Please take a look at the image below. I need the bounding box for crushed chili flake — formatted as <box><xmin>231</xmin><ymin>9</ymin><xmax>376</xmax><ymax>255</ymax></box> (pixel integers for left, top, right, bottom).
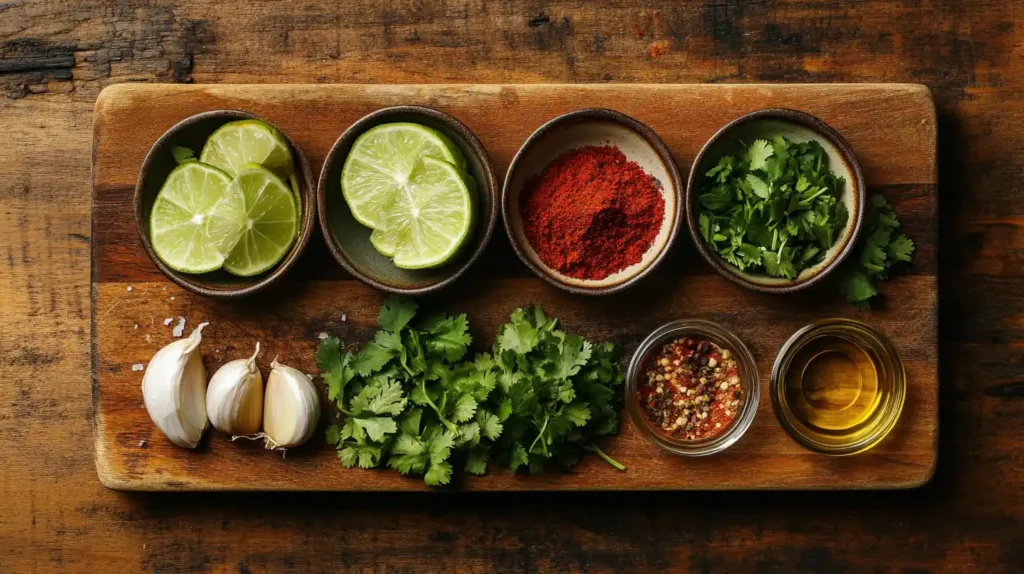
<box><xmin>638</xmin><ymin>337</ymin><xmax>743</xmax><ymax>441</ymax></box>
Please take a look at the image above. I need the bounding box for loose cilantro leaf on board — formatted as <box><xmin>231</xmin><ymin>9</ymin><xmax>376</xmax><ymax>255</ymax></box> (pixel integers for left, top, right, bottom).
<box><xmin>696</xmin><ymin>136</ymin><xmax>849</xmax><ymax>280</ymax></box>
<box><xmin>838</xmin><ymin>194</ymin><xmax>915</xmax><ymax>308</ymax></box>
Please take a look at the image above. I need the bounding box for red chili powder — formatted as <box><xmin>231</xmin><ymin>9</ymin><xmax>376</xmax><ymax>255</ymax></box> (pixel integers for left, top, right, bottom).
<box><xmin>519</xmin><ymin>145</ymin><xmax>665</xmax><ymax>280</ymax></box>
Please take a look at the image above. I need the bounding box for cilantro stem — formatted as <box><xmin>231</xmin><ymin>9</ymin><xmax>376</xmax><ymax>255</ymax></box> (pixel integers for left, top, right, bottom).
<box><xmin>529</xmin><ymin>414</ymin><xmax>550</xmax><ymax>455</ymax></box>
<box><xmin>584</xmin><ymin>444</ymin><xmax>626</xmax><ymax>471</ymax></box>
<box><xmin>419</xmin><ymin>379</ymin><xmax>458</xmax><ymax>432</ymax></box>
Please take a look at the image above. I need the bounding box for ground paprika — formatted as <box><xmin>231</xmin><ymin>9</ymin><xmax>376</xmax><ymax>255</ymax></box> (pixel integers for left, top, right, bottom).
<box><xmin>519</xmin><ymin>145</ymin><xmax>665</xmax><ymax>280</ymax></box>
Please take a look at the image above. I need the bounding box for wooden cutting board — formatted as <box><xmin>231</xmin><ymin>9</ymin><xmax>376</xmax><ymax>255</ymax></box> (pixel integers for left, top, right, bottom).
<box><xmin>92</xmin><ymin>84</ymin><xmax>938</xmax><ymax>491</ymax></box>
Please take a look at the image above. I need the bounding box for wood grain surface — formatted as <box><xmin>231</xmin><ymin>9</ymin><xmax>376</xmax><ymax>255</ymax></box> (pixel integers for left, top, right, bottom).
<box><xmin>92</xmin><ymin>83</ymin><xmax>938</xmax><ymax>491</ymax></box>
<box><xmin>3</xmin><ymin>0</ymin><xmax>1023</xmax><ymax>571</ymax></box>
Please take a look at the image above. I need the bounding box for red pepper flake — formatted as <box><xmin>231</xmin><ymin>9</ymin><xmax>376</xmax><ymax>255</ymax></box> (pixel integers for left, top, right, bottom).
<box><xmin>638</xmin><ymin>337</ymin><xmax>743</xmax><ymax>441</ymax></box>
<box><xmin>519</xmin><ymin>145</ymin><xmax>665</xmax><ymax>281</ymax></box>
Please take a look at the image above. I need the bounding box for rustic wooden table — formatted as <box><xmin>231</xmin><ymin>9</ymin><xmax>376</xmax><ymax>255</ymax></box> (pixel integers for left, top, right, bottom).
<box><xmin>1</xmin><ymin>1</ymin><xmax>1020</xmax><ymax>572</ymax></box>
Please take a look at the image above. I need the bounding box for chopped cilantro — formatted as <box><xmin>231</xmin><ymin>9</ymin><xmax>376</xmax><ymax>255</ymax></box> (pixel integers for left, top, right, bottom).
<box><xmin>697</xmin><ymin>136</ymin><xmax>849</xmax><ymax>279</ymax></box>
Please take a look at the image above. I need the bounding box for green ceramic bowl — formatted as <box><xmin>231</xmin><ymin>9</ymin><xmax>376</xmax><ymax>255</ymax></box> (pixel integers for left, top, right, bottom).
<box><xmin>317</xmin><ymin>106</ymin><xmax>498</xmax><ymax>294</ymax></box>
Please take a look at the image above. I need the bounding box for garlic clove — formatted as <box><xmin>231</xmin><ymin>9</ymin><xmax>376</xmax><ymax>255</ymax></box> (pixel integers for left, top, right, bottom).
<box><xmin>263</xmin><ymin>359</ymin><xmax>321</xmax><ymax>450</ymax></box>
<box><xmin>141</xmin><ymin>322</ymin><xmax>210</xmax><ymax>448</ymax></box>
<box><xmin>206</xmin><ymin>342</ymin><xmax>264</xmax><ymax>435</ymax></box>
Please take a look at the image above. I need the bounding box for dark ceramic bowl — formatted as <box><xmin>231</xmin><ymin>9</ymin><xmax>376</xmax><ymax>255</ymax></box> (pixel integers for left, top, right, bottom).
<box><xmin>134</xmin><ymin>110</ymin><xmax>316</xmax><ymax>298</ymax></box>
<box><xmin>502</xmin><ymin>108</ymin><xmax>683</xmax><ymax>295</ymax></box>
<box><xmin>686</xmin><ymin>108</ymin><xmax>865</xmax><ymax>294</ymax></box>
<box><xmin>317</xmin><ymin>106</ymin><xmax>498</xmax><ymax>294</ymax></box>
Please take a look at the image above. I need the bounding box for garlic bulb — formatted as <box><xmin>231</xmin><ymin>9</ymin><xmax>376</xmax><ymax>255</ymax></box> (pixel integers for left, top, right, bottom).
<box><xmin>141</xmin><ymin>322</ymin><xmax>210</xmax><ymax>448</ymax></box>
<box><xmin>263</xmin><ymin>359</ymin><xmax>321</xmax><ymax>450</ymax></box>
<box><xmin>206</xmin><ymin>342</ymin><xmax>263</xmax><ymax>435</ymax></box>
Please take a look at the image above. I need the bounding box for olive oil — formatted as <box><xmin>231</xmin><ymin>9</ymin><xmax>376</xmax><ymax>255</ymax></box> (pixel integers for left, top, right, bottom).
<box><xmin>771</xmin><ymin>319</ymin><xmax>905</xmax><ymax>455</ymax></box>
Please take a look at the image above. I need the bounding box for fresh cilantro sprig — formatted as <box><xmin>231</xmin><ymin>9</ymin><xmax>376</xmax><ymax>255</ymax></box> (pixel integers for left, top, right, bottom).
<box><xmin>697</xmin><ymin>136</ymin><xmax>849</xmax><ymax>280</ymax></box>
<box><xmin>838</xmin><ymin>194</ymin><xmax>915</xmax><ymax>309</ymax></box>
<box><xmin>315</xmin><ymin>299</ymin><xmax>626</xmax><ymax>486</ymax></box>
<box><xmin>485</xmin><ymin>306</ymin><xmax>625</xmax><ymax>474</ymax></box>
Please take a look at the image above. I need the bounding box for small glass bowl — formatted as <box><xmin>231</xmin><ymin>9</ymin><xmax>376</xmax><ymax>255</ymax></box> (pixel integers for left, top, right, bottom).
<box><xmin>770</xmin><ymin>318</ymin><xmax>906</xmax><ymax>456</ymax></box>
<box><xmin>626</xmin><ymin>320</ymin><xmax>760</xmax><ymax>456</ymax></box>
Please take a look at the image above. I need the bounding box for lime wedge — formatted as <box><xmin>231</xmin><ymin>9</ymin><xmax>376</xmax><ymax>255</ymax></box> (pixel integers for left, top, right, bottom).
<box><xmin>341</xmin><ymin>123</ymin><xmax>466</xmax><ymax>229</ymax></box>
<box><xmin>149</xmin><ymin>162</ymin><xmax>240</xmax><ymax>274</ymax></box>
<box><xmin>200</xmin><ymin>120</ymin><xmax>294</xmax><ymax>179</ymax></box>
<box><xmin>221</xmin><ymin>163</ymin><xmax>300</xmax><ymax>277</ymax></box>
<box><xmin>374</xmin><ymin>156</ymin><xmax>474</xmax><ymax>269</ymax></box>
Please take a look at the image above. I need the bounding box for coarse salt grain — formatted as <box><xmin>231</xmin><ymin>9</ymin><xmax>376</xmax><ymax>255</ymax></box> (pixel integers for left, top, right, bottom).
<box><xmin>170</xmin><ymin>296</ymin><xmax>175</xmax><ymax>301</ymax></box>
<box><xmin>172</xmin><ymin>317</ymin><xmax>186</xmax><ymax>338</ymax></box>
<box><xmin>131</xmin><ymin>363</ymin><xmax>144</xmax><ymax>371</ymax></box>
<box><xmin>341</xmin><ymin>313</ymin><xmax>347</xmax><ymax>322</ymax></box>
<box><xmin>317</xmin><ymin>332</ymin><xmax>329</xmax><ymax>340</ymax></box>
<box><xmin>138</xmin><ymin>440</ymin><xmax>147</xmax><ymax>447</ymax></box>
<box><xmin>163</xmin><ymin>317</ymin><xmax>173</xmax><ymax>326</ymax></box>
<box><xmin>133</xmin><ymin>324</ymin><xmax>139</xmax><ymax>329</ymax></box>
<box><xmin>126</xmin><ymin>285</ymin><xmax>133</xmax><ymax>292</ymax></box>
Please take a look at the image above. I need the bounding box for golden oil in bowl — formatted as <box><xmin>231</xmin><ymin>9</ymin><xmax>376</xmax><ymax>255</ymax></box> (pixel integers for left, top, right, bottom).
<box><xmin>771</xmin><ymin>319</ymin><xmax>905</xmax><ymax>455</ymax></box>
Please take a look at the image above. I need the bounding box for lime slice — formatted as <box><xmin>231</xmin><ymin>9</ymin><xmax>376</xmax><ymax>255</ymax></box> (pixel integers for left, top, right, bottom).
<box><xmin>221</xmin><ymin>163</ymin><xmax>300</xmax><ymax>277</ymax></box>
<box><xmin>375</xmin><ymin>156</ymin><xmax>475</xmax><ymax>269</ymax></box>
<box><xmin>200</xmin><ymin>120</ymin><xmax>294</xmax><ymax>179</ymax></box>
<box><xmin>369</xmin><ymin>228</ymin><xmax>397</xmax><ymax>258</ymax></box>
<box><xmin>149</xmin><ymin>162</ymin><xmax>240</xmax><ymax>274</ymax></box>
<box><xmin>341</xmin><ymin>123</ymin><xmax>466</xmax><ymax>229</ymax></box>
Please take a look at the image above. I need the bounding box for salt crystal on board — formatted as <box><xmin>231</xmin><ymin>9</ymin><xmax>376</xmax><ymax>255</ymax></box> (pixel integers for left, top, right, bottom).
<box><xmin>131</xmin><ymin>363</ymin><xmax>144</xmax><ymax>371</ymax></box>
<box><xmin>163</xmin><ymin>317</ymin><xmax>173</xmax><ymax>326</ymax></box>
<box><xmin>127</xmin><ymin>286</ymin><xmax>133</xmax><ymax>292</ymax></box>
<box><xmin>341</xmin><ymin>313</ymin><xmax>347</xmax><ymax>322</ymax></box>
<box><xmin>317</xmin><ymin>332</ymin><xmax>329</xmax><ymax>340</ymax></box>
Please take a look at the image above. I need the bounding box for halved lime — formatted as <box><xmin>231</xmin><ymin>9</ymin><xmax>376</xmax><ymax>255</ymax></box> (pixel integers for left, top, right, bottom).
<box><xmin>200</xmin><ymin>120</ymin><xmax>294</xmax><ymax>179</ymax></box>
<box><xmin>221</xmin><ymin>163</ymin><xmax>300</xmax><ymax>277</ymax></box>
<box><xmin>369</xmin><ymin>228</ymin><xmax>397</xmax><ymax>257</ymax></box>
<box><xmin>374</xmin><ymin>156</ymin><xmax>475</xmax><ymax>269</ymax></box>
<box><xmin>341</xmin><ymin>123</ymin><xmax>466</xmax><ymax>230</ymax></box>
<box><xmin>149</xmin><ymin>162</ymin><xmax>240</xmax><ymax>274</ymax></box>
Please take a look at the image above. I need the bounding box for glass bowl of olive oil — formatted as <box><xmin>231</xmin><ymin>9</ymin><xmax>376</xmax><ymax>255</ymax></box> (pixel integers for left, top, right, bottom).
<box><xmin>771</xmin><ymin>318</ymin><xmax>905</xmax><ymax>455</ymax></box>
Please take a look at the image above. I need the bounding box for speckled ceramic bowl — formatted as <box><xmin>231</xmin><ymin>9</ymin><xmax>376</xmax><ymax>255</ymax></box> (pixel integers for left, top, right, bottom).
<box><xmin>686</xmin><ymin>108</ymin><xmax>865</xmax><ymax>294</ymax></box>
<box><xmin>134</xmin><ymin>110</ymin><xmax>316</xmax><ymax>298</ymax></box>
<box><xmin>502</xmin><ymin>108</ymin><xmax>683</xmax><ymax>295</ymax></box>
<box><xmin>317</xmin><ymin>106</ymin><xmax>499</xmax><ymax>295</ymax></box>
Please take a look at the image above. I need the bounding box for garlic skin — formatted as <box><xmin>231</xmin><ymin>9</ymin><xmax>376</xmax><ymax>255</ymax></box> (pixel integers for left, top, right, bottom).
<box><xmin>206</xmin><ymin>342</ymin><xmax>263</xmax><ymax>435</ymax></box>
<box><xmin>263</xmin><ymin>359</ymin><xmax>321</xmax><ymax>449</ymax></box>
<box><xmin>141</xmin><ymin>322</ymin><xmax>210</xmax><ymax>448</ymax></box>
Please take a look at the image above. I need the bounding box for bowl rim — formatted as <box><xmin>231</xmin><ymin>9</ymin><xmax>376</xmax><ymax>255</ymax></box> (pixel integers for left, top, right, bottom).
<box><xmin>684</xmin><ymin>107</ymin><xmax>866</xmax><ymax>294</ymax></box>
<box><xmin>625</xmin><ymin>319</ymin><xmax>761</xmax><ymax>457</ymax></box>
<box><xmin>316</xmin><ymin>105</ymin><xmax>499</xmax><ymax>295</ymax></box>
<box><xmin>501</xmin><ymin>107</ymin><xmax>684</xmax><ymax>296</ymax></box>
<box><xmin>133</xmin><ymin>109</ymin><xmax>317</xmax><ymax>299</ymax></box>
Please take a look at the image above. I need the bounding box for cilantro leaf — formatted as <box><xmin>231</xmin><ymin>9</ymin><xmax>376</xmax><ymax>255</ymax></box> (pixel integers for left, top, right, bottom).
<box><xmin>747</xmin><ymin>139</ymin><xmax>773</xmax><ymax>171</ymax></box>
<box><xmin>171</xmin><ymin>146</ymin><xmax>196</xmax><ymax>164</ymax></box>
<box><xmin>349</xmin><ymin>379</ymin><xmax>407</xmax><ymax>416</ymax></box>
<box><xmin>465</xmin><ymin>445</ymin><xmax>489</xmax><ymax>475</ymax></box>
<box><xmin>378</xmin><ymin>296</ymin><xmax>418</xmax><ymax>332</ymax></box>
<box><xmin>315</xmin><ymin>336</ymin><xmax>356</xmax><ymax>402</ymax></box>
<box><xmin>352</xmin><ymin>417</ymin><xmax>398</xmax><ymax>442</ymax></box>
<box><xmin>422</xmin><ymin>313</ymin><xmax>472</xmax><ymax>361</ymax></box>
<box><xmin>745</xmin><ymin>173</ymin><xmax>770</xmax><ymax>199</ymax></box>
<box><xmin>496</xmin><ymin>308</ymin><xmax>540</xmax><ymax>354</ymax></box>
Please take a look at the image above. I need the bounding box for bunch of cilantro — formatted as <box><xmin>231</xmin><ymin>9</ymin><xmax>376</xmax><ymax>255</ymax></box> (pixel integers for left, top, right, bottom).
<box><xmin>315</xmin><ymin>298</ymin><xmax>625</xmax><ymax>486</ymax></box>
<box><xmin>697</xmin><ymin>136</ymin><xmax>849</xmax><ymax>280</ymax></box>
<box><xmin>485</xmin><ymin>306</ymin><xmax>625</xmax><ymax>473</ymax></box>
<box><xmin>839</xmin><ymin>194</ymin><xmax>915</xmax><ymax>309</ymax></box>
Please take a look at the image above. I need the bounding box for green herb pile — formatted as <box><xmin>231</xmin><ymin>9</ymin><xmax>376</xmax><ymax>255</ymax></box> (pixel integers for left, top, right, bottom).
<box><xmin>838</xmin><ymin>195</ymin><xmax>915</xmax><ymax>309</ymax></box>
<box><xmin>697</xmin><ymin>136</ymin><xmax>849</xmax><ymax>280</ymax></box>
<box><xmin>315</xmin><ymin>298</ymin><xmax>625</xmax><ymax>486</ymax></box>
